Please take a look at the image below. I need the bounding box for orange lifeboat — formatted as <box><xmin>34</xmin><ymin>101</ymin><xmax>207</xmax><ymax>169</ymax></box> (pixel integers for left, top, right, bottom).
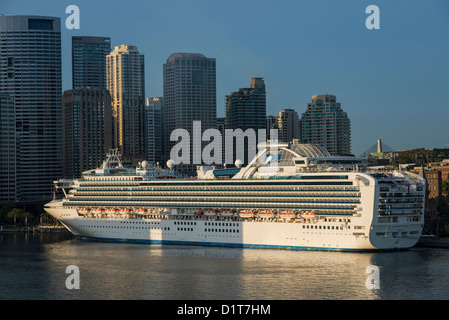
<box><xmin>77</xmin><ymin>207</ymin><xmax>90</xmax><ymax>214</ymax></box>
<box><xmin>220</xmin><ymin>210</ymin><xmax>236</xmax><ymax>217</ymax></box>
<box><xmin>134</xmin><ymin>208</ymin><xmax>147</xmax><ymax>214</ymax></box>
<box><xmin>105</xmin><ymin>208</ymin><xmax>116</xmax><ymax>214</ymax></box>
<box><xmin>119</xmin><ymin>208</ymin><xmax>131</xmax><ymax>214</ymax></box>
<box><xmin>239</xmin><ymin>209</ymin><xmax>254</xmax><ymax>217</ymax></box>
<box><xmin>204</xmin><ymin>209</ymin><xmax>218</xmax><ymax>216</ymax></box>
<box><xmin>301</xmin><ymin>211</ymin><xmax>316</xmax><ymax>218</ymax></box>
<box><xmin>91</xmin><ymin>208</ymin><xmax>103</xmax><ymax>214</ymax></box>
<box><xmin>259</xmin><ymin>209</ymin><xmax>274</xmax><ymax>217</ymax></box>
<box><xmin>280</xmin><ymin>210</ymin><xmax>294</xmax><ymax>217</ymax></box>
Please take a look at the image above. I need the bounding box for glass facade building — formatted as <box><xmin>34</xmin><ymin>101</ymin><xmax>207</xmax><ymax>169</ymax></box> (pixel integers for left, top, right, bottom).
<box><xmin>0</xmin><ymin>94</ymin><xmax>16</xmax><ymax>203</ymax></box>
<box><xmin>106</xmin><ymin>45</ymin><xmax>145</xmax><ymax>162</ymax></box>
<box><xmin>62</xmin><ymin>88</ymin><xmax>113</xmax><ymax>178</ymax></box>
<box><xmin>145</xmin><ymin>97</ymin><xmax>163</xmax><ymax>165</ymax></box>
<box><xmin>72</xmin><ymin>36</ymin><xmax>111</xmax><ymax>89</ymax></box>
<box><xmin>163</xmin><ymin>52</ymin><xmax>216</xmax><ymax>173</ymax></box>
<box><xmin>0</xmin><ymin>15</ymin><xmax>62</xmax><ymax>201</ymax></box>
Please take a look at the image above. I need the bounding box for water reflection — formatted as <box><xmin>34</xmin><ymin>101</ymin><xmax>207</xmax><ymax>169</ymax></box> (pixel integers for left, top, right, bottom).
<box><xmin>2</xmin><ymin>233</ymin><xmax>449</xmax><ymax>300</ymax></box>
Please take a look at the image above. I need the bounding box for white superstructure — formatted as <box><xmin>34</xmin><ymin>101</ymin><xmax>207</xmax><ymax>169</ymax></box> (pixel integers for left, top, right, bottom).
<box><xmin>44</xmin><ymin>143</ymin><xmax>426</xmax><ymax>251</ymax></box>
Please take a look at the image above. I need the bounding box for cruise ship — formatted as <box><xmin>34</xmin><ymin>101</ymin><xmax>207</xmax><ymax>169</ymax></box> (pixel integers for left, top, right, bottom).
<box><xmin>44</xmin><ymin>142</ymin><xmax>426</xmax><ymax>251</ymax></box>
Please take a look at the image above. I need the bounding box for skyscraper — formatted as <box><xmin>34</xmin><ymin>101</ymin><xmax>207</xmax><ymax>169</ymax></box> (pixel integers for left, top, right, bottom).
<box><xmin>0</xmin><ymin>15</ymin><xmax>62</xmax><ymax>201</ymax></box>
<box><xmin>0</xmin><ymin>94</ymin><xmax>16</xmax><ymax>203</ymax></box>
<box><xmin>163</xmin><ymin>52</ymin><xmax>216</xmax><ymax>173</ymax></box>
<box><xmin>277</xmin><ymin>109</ymin><xmax>299</xmax><ymax>143</ymax></box>
<box><xmin>225</xmin><ymin>77</ymin><xmax>266</xmax><ymax>164</ymax></box>
<box><xmin>72</xmin><ymin>36</ymin><xmax>111</xmax><ymax>89</ymax></box>
<box><xmin>145</xmin><ymin>97</ymin><xmax>163</xmax><ymax>165</ymax></box>
<box><xmin>300</xmin><ymin>94</ymin><xmax>351</xmax><ymax>156</ymax></box>
<box><xmin>106</xmin><ymin>45</ymin><xmax>145</xmax><ymax>162</ymax></box>
<box><xmin>62</xmin><ymin>88</ymin><xmax>113</xmax><ymax>178</ymax></box>
<box><xmin>225</xmin><ymin>77</ymin><xmax>266</xmax><ymax>132</ymax></box>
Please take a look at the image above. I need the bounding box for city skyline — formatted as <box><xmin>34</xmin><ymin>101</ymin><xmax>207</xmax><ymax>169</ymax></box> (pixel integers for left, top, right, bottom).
<box><xmin>1</xmin><ymin>0</ymin><xmax>448</xmax><ymax>157</ymax></box>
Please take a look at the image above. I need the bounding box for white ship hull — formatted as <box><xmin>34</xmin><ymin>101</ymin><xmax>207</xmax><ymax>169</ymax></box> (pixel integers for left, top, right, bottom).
<box><xmin>45</xmin><ymin>203</ymin><xmax>422</xmax><ymax>251</ymax></box>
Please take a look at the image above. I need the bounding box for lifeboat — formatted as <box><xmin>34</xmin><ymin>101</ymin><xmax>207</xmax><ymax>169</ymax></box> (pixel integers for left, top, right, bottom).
<box><xmin>279</xmin><ymin>210</ymin><xmax>295</xmax><ymax>218</ymax></box>
<box><xmin>301</xmin><ymin>211</ymin><xmax>316</xmax><ymax>218</ymax></box>
<box><xmin>91</xmin><ymin>208</ymin><xmax>103</xmax><ymax>214</ymax></box>
<box><xmin>134</xmin><ymin>208</ymin><xmax>147</xmax><ymax>214</ymax></box>
<box><xmin>194</xmin><ymin>210</ymin><xmax>204</xmax><ymax>216</ymax></box>
<box><xmin>258</xmin><ymin>209</ymin><xmax>275</xmax><ymax>218</ymax></box>
<box><xmin>220</xmin><ymin>210</ymin><xmax>236</xmax><ymax>217</ymax></box>
<box><xmin>119</xmin><ymin>208</ymin><xmax>131</xmax><ymax>214</ymax></box>
<box><xmin>204</xmin><ymin>209</ymin><xmax>218</xmax><ymax>216</ymax></box>
<box><xmin>105</xmin><ymin>208</ymin><xmax>117</xmax><ymax>214</ymax></box>
<box><xmin>239</xmin><ymin>209</ymin><xmax>254</xmax><ymax>218</ymax></box>
<box><xmin>77</xmin><ymin>207</ymin><xmax>90</xmax><ymax>214</ymax></box>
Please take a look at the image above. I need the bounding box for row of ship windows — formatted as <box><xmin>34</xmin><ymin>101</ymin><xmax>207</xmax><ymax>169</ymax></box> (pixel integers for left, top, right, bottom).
<box><xmin>174</xmin><ymin>227</ymin><xmax>240</xmax><ymax>233</ymax></box>
<box><xmin>73</xmin><ymin>192</ymin><xmax>361</xmax><ymax>199</ymax></box>
<box><xmin>174</xmin><ymin>221</ymin><xmax>240</xmax><ymax>227</ymax></box>
<box><xmin>78</xmin><ymin>185</ymin><xmax>360</xmax><ymax>192</ymax></box>
<box><xmin>376</xmin><ymin>231</ymin><xmax>420</xmax><ymax>237</ymax></box>
<box><xmin>80</xmin><ymin>225</ymin><xmax>168</xmax><ymax>230</ymax></box>
<box><xmin>303</xmin><ymin>225</ymin><xmax>345</xmax><ymax>230</ymax></box>
<box><xmin>70</xmin><ymin>197</ymin><xmax>360</xmax><ymax>204</ymax></box>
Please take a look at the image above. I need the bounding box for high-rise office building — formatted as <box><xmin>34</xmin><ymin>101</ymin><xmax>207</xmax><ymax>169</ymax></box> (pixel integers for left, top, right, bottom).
<box><xmin>216</xmin><ymin>117</ymin><xmax>226</xmax><ymax>167</ymax></box>
<box><xmin>0</xmin><ymin>15</ymin><xmax>62</xmax><ymax>201</ymax></box>
<box><xmin>62</xmin><ymin>88</ymin><xmax>113</xmax><ymax>178</ymax></box>
<box><xmin>72</xmin><ymin>36</ymin><xmax>111</xmax><ymax>89</ymax></box>
<box><xmin>163</xmin><ymin>52</ymin><xmax>216</xmax><ymax>173</ymax></box>
<box><xmin>266</xmin><ymin>115</ymin><xmax>278</xmax><ymax>140</ymax></box>
<box><xmin>225</xmin><ymin>77</ymin><xmax>266</xmax><ymax>164</ymax></box>
<box><xmin>300</xmin><ymin>94</ymin><xmax>351</xmax><ymax>156</ymax></box>
<box><xmin>277</xmin><ymin>109</ymin><xmax>299</xmax><ymax>143</ymax></box>
<box><xmin>225</xmin><ymin>77</ymin><xmax>266</xmax><ymax>131</ymax></box>
<box><xmin>145</xmin><ymin>97</ymin><xmax>163</xmax><ymax>165</ymax></box>
<box><xmin>0</xmin><ymin>94</ymin><xmax>16</xmax><ymax>203</ymax></box>
<box><xmin>106</xmin><ymin>45</ymin><xmax>145</xmax><ymax>162</ymax></box>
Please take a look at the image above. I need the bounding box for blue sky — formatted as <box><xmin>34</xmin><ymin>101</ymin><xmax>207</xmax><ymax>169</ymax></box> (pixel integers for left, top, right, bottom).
<box><xmin>1</xmin><ymin>0</ymin><xmax>449</xmax><ymax>156</ymax></box>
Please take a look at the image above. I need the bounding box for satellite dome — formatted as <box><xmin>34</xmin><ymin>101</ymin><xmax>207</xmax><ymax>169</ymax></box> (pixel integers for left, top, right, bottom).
<box><xmin>167</xmin><ymin>159</ymin><xmax>175</xmax><ymax>169</ymax></box>
<box><xmin>235</xmin><ymin>159</ymin><xmax>243</xmax><ymax>168</ymax></box>
<box><xmin>141</xmin><ymin>160</ymin><xmax>149</xmax><ymax>168</ymax></box>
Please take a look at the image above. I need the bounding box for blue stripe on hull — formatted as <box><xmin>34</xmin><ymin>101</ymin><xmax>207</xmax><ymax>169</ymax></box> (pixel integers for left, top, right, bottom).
<box><xmin>74</xmin><ymin>235</ymin><xmax>408</xmax><ymax>252</ymax></box>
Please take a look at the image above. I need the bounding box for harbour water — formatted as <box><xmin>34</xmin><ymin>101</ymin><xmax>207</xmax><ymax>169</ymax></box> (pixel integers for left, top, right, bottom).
<box><xmin>1</xmin><ymin>232</ymin><xmax>449</xmax><ymax>300</ymax></box>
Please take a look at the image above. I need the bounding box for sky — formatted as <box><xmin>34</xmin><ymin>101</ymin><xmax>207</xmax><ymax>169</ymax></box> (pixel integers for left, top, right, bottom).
<box><xmin>1</xmin><ymin>0</ymin><xmax>449</xmax><ymax>156</ymax></box>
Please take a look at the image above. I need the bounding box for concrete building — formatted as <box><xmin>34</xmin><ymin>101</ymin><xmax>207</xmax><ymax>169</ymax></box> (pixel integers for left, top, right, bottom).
<box><xmin>0</xmin><ymin>15</ymin><xmax>62</xmax><ymax>201</ymax></box>
<box><xmin>300</xmin><ymin>94</ymin><xmax>351</xmax><ymax>156</ymax></box>
<box><xmin>225</xmin><ymin>77</ymin><xmax>266</xmax><ymax>164</ymax></box>
<box><xmin>72</xmin><ymin>36</ymin><xmax>111</xmax><ymax>89</ymax></box>
<box><xmin>225</xmin><ymin>77</ymin><xmax>266</xmax><ymax>132</ymax></box>
<box><xmin>62</xmin><ymin>88</ymin><xmax>113</xmax><ymax>178</ymax></box>
<box><xmin>145</xmin><ymin>97</ymin><xmax>163</xmax><ymax>165</ymax></box>
<box><xmin>0</xmin><ymin>94</ymin><xmax>16</xmax><ymax>203</ymax></box>
<box><xmin>106</xmin><ymin>45</ymin><xmax>145</xmax><ymax>162</ymax></box>
<box><xmin>277</xmin><ymin>108</ymin><xmax>299</xmax><ymax>143</ymax></box>
<box><xmin>163</xmin><ymin>52</ymin><xmax>216</xmax><ymax>173</ymax></box>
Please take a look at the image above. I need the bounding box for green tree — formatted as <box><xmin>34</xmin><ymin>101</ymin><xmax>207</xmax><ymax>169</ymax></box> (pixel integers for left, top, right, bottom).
<box><xmin>398</xmin><ymin>148</ymin><xmax>433</xmax><ymax>164</ymax></box>
<box><xmin>6</xmin><ymin>208</ymin><xmax>32</xmax><ymax>224</ymax></box>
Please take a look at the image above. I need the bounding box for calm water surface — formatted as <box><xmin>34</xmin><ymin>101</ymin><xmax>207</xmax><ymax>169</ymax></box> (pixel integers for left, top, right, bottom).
<box><xmin>1</xmin><ymin>232</ymin><xmax>449</xmax><ymax>300</ymax></box>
